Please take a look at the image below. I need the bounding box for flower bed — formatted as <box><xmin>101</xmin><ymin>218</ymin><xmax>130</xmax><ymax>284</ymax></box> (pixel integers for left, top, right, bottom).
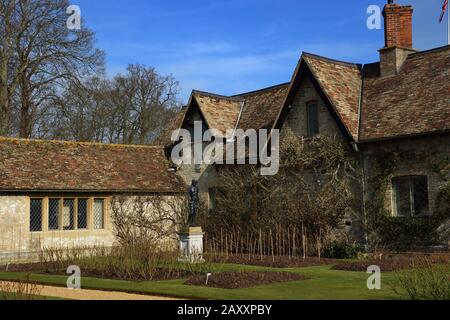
<box><xmin>332</xmin><ymin>253</ymin><xmax>449</xmax><ymax>272</ymax></box>
<box><xmin>207</xmin><ymin>254</ymin><xmax>339</xmax><ymax>268</ymax></box>
<box><xmin>185</xmin><ymin>271</ymin><xmax>307</xmax><ymax>289</ymax></box>
<box><xmin>2</xmin><ymin>261</ymin><xmax>195</xmax><ymax>281</ymax></box>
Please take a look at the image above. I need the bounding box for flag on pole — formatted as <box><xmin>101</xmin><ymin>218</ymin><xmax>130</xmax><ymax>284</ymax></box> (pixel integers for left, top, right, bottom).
<box><xmin>439</xmin><ymin>0</ymin><xmax>448</xmax><ymax>23</ymax></box>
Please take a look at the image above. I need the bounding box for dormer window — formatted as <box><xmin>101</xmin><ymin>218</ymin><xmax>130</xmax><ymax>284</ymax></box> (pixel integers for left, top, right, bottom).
<box><xmin>307</xmin><ymin>103</ymin><xmax>319</xmax><ymax>137</ymax></box>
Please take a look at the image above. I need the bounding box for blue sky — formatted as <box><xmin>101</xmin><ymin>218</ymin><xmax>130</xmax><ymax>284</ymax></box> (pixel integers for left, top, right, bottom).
<box><xmin>72</xmin><ymin>0</ymin><xmax>448</xmax><ymax>102</ymax></box>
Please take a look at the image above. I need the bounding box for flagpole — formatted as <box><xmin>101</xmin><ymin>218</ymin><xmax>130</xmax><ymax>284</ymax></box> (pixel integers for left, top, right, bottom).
<box><xmin>448</xmin><ymin>6</ymin><xmax>449</xmax><ymax>45</ymax></box>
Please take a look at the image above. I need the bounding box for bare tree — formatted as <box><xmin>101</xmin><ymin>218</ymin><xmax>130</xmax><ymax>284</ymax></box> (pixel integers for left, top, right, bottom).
<box><xmin>0</xmin><ymin>0</ymin><xmax>17</xmax><ymax>135</ymax></box>
<box><xmin>109</xmin><ymin>64</ymin><xmax>180</xmax><ymax>144</ymax></box>
<box><xmin>50</xmin><ymin>64</ymin><xmax>181</xmax><ymax>144</ymax></box>
<box><xmin>204</xmin><ymin>129</ymin><xmax>361</xmax><ymax>257</ymax></box>
<box><xmin>49</xmin><ymin>77</ymin><xmax>111</xmax><ymax>141</ymax></box>
<box><xmin>0</xmin><ymin>0</ymin><xmax>104</xmax><ymax>138</ymax></box>
<box><xmin>110</xmin><ymin>194</ymin><xmax>187</xmax><ymax>247</ymax></box>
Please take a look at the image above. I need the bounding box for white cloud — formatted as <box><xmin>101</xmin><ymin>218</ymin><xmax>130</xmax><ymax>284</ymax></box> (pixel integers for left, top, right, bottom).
<box><xmin>108</xmin><ymin>40</ymin><xmax>380</xmax><ymax>102</ymax></box>
<box><xmin>158</xmin><ymin>40</ymin><xmax>382</xmax><ymax>101</ymax></box>
<box><xmin>186</xmin><ymin>41</ymin><xmax>240</xmax><ymax>55</ymax></box>
<box><xmin>105</xmin><ymin>40</ymin><xmax>240</xmax><ymax>58</ymax></box>
<box><xmin>163</xmin><ymin>50</ymin><xmax>297</xmax><ymax>77</ymax></box>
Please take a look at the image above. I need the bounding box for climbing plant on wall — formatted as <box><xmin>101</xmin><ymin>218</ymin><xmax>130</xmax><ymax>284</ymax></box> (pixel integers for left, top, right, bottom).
<box><xmin>364</xmin><ymin>147</ymin><xmax>450</xmax><ymax>250</ymax></box>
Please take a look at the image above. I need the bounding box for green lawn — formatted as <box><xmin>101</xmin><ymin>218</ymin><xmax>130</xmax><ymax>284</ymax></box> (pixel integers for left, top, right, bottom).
<box><xmin>0</xmin><ymin>264</ymin><xmax>406</xmax><ymax>300</ymax></box>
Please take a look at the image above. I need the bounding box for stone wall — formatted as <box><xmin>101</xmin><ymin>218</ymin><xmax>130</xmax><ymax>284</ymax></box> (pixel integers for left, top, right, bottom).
<box><xmin>0</xmin><ymin>195</ymin><xmax>115</xmax><ymax>263</ymax></box>
<box><xmin>358</xmin><ymin>134</ymin><xmax>450</xmax><ymax>248</ymax></box>
<box><xmin>362</xmin><ymin>134</ymin><xmax>450</xmax><ymax>218</ymax></box>
<box><xmin>379</xmin><ymin>47</ymin><xmax>416</xmax><ymax>77</ymax></box>
<box><xmin>172</xmin><ymin>72</ymin><xmax>450</xmax><ymax>247</ymax></box>
<box><xmin>176</xmin><ymin>105</ymin><xmax>221</xmax><ymax>206</ymax></box>
<box><xmin>0</xmin><ymin>194</ymin><xmax>182</xmax><ymax>262</ymax></box>
<box><xmin>109</xmin><ymin>195</ymin><xmax>181</xmax><ymax>249</ymax></box>
<box><xmin>177</xmin><ymin>163</ymin><xmax>219</xmax><ymax>207</ymax></box>
<box><xmin>0</xmin><ymin>197</ymin><xmax>28</xmax><ymax>254</ymax></box>
<box><xmin>285</xmin><ymin>76</ymin><xmax>344</xmax><ymax>140</ymax></box>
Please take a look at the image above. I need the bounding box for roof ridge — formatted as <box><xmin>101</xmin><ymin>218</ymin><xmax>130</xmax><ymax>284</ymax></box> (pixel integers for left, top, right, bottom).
<box><xmin>232</xmin><ymin>82</ymin><xmax>290</xmax><ymax>97</ymax></box>
<box><xmin>192</xmin><ymin>90</ymin><xmax>243</xmax><ymax>101</ymax></box>
<box><xmin>0</xmin><ymin>136</ymin><xmax>164</xmax><ymax>149</ymax></box>
<box><xmin>407</xmin><ymin>44</ymin><xmax>450</xmax><ymax>58</ymax></box>
<box><xmin>302</xmin><ymin>52</ymin><xmax>363</xmax><ymax>68</ymax></box>
<box><xmin>363</xmin><ymin>61</ymin><xmax>380</xmax><ymax>67</ymax></box>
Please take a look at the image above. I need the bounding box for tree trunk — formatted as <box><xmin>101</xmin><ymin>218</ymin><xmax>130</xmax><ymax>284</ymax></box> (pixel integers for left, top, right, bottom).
<box><xmin>0</xmin><ymin>82</ymin><xmax>10</xmax><ymax>135</ymax></box>
<box><xmin>19</xmin><ymin>73</ymin><xmax>33</xmax><ymax>138</ymax></box>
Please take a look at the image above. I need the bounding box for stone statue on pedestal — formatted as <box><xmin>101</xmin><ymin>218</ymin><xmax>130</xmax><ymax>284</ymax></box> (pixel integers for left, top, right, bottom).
<box><xmin>187</xmin><ymin>179</ymin><xmax>199</xmax><ymax>227</ymax></box>
<box><xmin>179</xmin><ymin>179</ymin><xmax>204</xmax><ymax>263</ymax></box>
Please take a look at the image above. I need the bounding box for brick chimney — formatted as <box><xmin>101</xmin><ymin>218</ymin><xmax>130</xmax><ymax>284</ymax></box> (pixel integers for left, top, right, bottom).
<box><xmin>379</xmin><ymin>1</ymin><xmax>417</xmax><ymax>77</ymax></box>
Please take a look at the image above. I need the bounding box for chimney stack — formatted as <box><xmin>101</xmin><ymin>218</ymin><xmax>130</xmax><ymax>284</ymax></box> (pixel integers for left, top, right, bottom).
<box><xmin>379</xmin><ymin>1</ymin><xmax>417</xmax><ymax>77</ymax></box>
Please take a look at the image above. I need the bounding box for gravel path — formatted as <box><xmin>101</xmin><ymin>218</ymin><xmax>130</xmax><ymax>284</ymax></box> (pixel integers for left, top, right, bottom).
<box><xmin>0</xmin><ymin>281</ymin><xmax>183</xmax><ymax>300</ymax></box>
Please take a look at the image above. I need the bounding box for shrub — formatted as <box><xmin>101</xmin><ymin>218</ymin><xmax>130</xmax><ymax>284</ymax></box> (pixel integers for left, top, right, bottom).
<box><xmin>37</xmin><ymin>243</ymin><xmax>224</xmax><ymax>282</ymax></box>
<box><xmin>372</xmin><ymin>216</ymin><xmax>445</xmax><ymax>250</ymax></box>
<box><xmin>324</xmin><ymin>241</ymin><xmax>361</xmax><ymax>259</ymax></box>
<box><xmin>333</xmin><ymin>254</ymin><xmax>449</xmax><ymax>272</ymax></box>
<box><xmin>395</xmin><ymin>258</ymin><xmax>450</xmax><ymax>300</ymax></box>
<box><xmin>204</xmin><ymin>132</ymin><xmax>360</xmax><ymax>258</ymax></box>
<box><xmin>0</xmin><ymin>274</ymin><xmax>43</xmax><ymax>300</ymax></box>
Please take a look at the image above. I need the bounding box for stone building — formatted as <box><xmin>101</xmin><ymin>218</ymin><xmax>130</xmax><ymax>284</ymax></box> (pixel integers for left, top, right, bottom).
<box><xmin>0</xmin><ymin>138</ymin><xmax>184</xmax><ymax>261</ymax></box>
<box><xmin>0</xmin><ymin>1</ymin><xmax>448</xmax><ymax>258</ymax></box>
<box><xmin>162</xmin><ymin>2</ymin><xmax>449</xmax><ymax>245</ymax></box>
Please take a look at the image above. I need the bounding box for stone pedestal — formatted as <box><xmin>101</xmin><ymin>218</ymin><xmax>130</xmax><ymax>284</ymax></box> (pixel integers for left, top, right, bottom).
<box><xmin>178</xmin><ymin>227</ymin><xmax>204</xmax><ymax>263</ymax></box>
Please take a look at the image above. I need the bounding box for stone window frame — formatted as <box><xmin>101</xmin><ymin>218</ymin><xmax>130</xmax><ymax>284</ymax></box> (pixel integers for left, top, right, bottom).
<box><xmin>391</xmin><ymin>175</ymin><xmax>430</xmax><ymax>217</ymax></box>
<box><xmin>28</xmin><ymin>196</ymin><xmax>108</xmax><ymax>233</ymax></box>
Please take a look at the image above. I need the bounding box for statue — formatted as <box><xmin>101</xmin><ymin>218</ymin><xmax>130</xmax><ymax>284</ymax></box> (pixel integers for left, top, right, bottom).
<box><xmin>179</xmin><ymin>179</ymin><xmax>204</xmax><ymax>263</ymax></box>
<box><xmin>187</xmin><ymin>179</ymin><xmax>199</xmax><ymax>227</ymax></box>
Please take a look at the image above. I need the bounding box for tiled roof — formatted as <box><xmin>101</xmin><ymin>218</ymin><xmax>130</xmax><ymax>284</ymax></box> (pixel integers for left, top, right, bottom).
<box><xmin>274</xmin><ymin>47</ymin><xmax>449</xmax><ymax>142</ymax></box>
<box><xmin>192</xmin><ymin>91</ymin><xmax>243</xmax><ymax>138</ymax></box>
<box><xmin>0</xmin><ymin>138</ymin><xmax>185</xmax><ymax>192</ymax></box>
<box><xmin>360</xmin><ymin>46</ymin><xmax>450</xmax><ymax>141</ymax></box>
<box><xmin>170</xmin><ymin>46</ymin><xmax>448</xmax><ymax>145</ymax></box>
<box><xmin>303</xmin><ymin>53</ymin><xmax>362</xmax><ymax>140</ymax></box>
<box><xmin>176</xmin><ymin>84</ymin><xmax>290</xmax><ymax>140</ymax></box>
<box><xmin>235</xmin><ymin>83</ymin><xmax>290</xmax><ymax>131</ymax></box>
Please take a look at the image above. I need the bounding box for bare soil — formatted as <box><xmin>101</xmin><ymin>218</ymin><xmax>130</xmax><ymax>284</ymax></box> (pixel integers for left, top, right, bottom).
<box><xmin>185</xmin><ymin>271</ymin><xmax>307</xmax><ymax>289</ymax></box>
<box><xmin>2</xmin><ymin>262</ymin><xmax>194</xmax><ymax>281</ymax></box>
<box><xmin>208</xmin><ymin>254</ymin><xmax>339</xmax><ymax>268</ymax></box>
<box><xmin>332</xmin><ymin>253</ymin><xmax>450</xmax><ymax>272</ymax></box>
